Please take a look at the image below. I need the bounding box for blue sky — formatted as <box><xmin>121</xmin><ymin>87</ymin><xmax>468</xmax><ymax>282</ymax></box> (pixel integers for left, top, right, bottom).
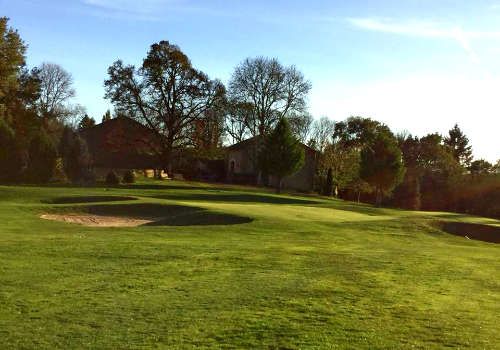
<box><xmin>2</xmin><ymin>0</ymin><xmax>500</xmax><ymax>161</ymax></box>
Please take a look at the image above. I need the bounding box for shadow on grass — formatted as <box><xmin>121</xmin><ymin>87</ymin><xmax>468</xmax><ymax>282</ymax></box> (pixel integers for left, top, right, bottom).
<box><xmin>438</xmin><ymin>221</ymin><xmax>500</xmax><ymax>244</ymax></box>
<box><xmin>151</xmin><ymin>193</ymin><xmax>320</xmax><ymax>205</ymax></box>
<box><xmin>41</xmin><ymin>182</ymin><xmax>229</xmax><ymax>191</ymax></box>
<box><xmin>43</xmin><ymin>196</ymin><xmax>137</xmax><ymax>204</ymax></box>
<box><xmin>314</xmin><ymin>201</ymin><xmax>395</xmax><ymax>217</ymax></box>
<box><xmin>51</xmin><ymin>203</ymin><xmax>253</xmax><ymax>226</ymax></box>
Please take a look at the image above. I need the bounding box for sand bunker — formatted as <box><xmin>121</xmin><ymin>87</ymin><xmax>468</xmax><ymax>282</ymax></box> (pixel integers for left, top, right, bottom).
<box><xmin>40</xmin><ymin>214</ymin><xmax>152</xmax><ymax>227</ymax></box>
<box><xmin>40</xmin><ymin>203</ymin><xmax>253</xmax><ymax>227</ymax></box>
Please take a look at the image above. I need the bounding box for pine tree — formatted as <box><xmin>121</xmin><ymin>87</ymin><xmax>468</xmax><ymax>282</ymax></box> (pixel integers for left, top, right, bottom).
<box><xmin>102</xmin><ymin>109</ymin><xmax>112</xmax><ymax>123</ymax></box>
<box><xmin>360</xmin><ymin>130</ymin><xmax>405</xmax><ymax>206</ymax></box>
<box><xmin>26</xmin><ymin>131</ymin><xmax>57</xmax><ymax>183</ymax></box>
<box><xmin>444</xmin><ymin>124</ymin><xmax>473</xmax><ymax>167</ymax></box>
<box><xmin>259</xmin><ymin>117</ymin><xmax>305</xmax><ymax>193</ymax></box>
<box><xmin>78</xmin><ymin>114</ymin><xmax>95</xmax><ymax>130</ymax></box>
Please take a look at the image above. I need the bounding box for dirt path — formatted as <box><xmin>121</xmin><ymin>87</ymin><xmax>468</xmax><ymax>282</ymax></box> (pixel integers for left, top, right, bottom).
<box><xmin>40</xmin><ymin>214</ymin><xmax>152</xmax><ymax>227</ymax></box>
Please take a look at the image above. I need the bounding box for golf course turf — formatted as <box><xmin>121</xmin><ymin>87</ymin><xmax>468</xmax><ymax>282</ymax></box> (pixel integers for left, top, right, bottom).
<box><xmin>0</xmin><ymin>180</ymin><xmax>499</xmax><ymax>349</ymax></box>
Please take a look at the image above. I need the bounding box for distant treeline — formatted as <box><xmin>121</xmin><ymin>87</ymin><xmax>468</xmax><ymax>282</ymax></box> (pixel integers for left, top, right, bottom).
<box><xmin>1</xmin><ymin>17</ymin><xmax>498</xmax><ymax>218</ymax></box>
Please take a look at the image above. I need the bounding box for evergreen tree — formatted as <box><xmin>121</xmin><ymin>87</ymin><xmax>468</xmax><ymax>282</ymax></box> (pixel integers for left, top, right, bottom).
<box><xmin>360</xmin><ymin>130</ymin><xmax>405</xmax><ymax>206</ymax></box>
<box><xmin>444</xmin><ymin>124</ymin><xmax>473</xmax><ymax>168</ymax></box>
<box><xmin>324</xmin><ymin>168</ymin><xmax>333</xmax><ymax>196</ymax></box>
<box><xmin>259</xmin><ymin>117</ymin><xmax>305</xmax><ymax>193</ymax></box>
<box><xmin>78</xmin><ymin>114</ymin><xmax>95</xmax><ymax>130</ymax></box>
<box><xmin>102</xmin><ymin>109</ymin><xmax>112</xmax><ymax>123</ymax></box>
<box><xmin>26</xmin><ymin>130</ymin><xmax>57</xmax><ymax>183</ymax></box>
<box><xmin>0</xmin><ymin>17</ymin><xmax>27</xmax><ymax>122</ymax></box>
<box><xmin>59</xmin><ymin>128</ymin><xmax>92</xmax><ymax>183</ymax></box>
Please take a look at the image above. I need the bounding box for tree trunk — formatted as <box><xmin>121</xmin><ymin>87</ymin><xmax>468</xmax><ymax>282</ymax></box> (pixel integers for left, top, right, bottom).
<box><xmin>276</xmin><ymin>177</ymin><xmax>282</xmax><ymax>194</ymax></box>
<box><xmin>374</xmin><ymin>187</ymin><xmax>383</xmax><ymax>207</ymax></box>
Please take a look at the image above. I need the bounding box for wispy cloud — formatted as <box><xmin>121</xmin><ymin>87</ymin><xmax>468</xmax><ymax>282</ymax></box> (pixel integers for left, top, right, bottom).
<box><xmin>348</xmin><ymin>17</ymin><xmax>500</xmax><ymax>63</ymax></box>
<box><xmin>81</xmin><ymin>0</ymin><xmax>240</xmax><ymax>21</ymax></box>
<box><xmin>83</xmin><ymin>0</ymin><xmax>178</xmax><ymax>14</ymax></box>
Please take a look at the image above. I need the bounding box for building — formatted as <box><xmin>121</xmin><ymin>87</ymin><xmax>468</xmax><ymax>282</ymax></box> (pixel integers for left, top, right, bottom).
<box><xmin>225</xmin><ymin>136</ymin><xmax>317</xmax><ymax>192</ymax></box>
<box><xmin>79</xmin><ymin>117</ymin><xmax>162</xmax><ymax>178</ymax></box>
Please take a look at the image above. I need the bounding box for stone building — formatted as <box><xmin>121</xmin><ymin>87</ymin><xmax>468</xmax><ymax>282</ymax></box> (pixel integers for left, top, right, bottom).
<box><xmin>225</xmin><ymin>136</ymin><xmax>317</xmax><ymax>192</ymax></box>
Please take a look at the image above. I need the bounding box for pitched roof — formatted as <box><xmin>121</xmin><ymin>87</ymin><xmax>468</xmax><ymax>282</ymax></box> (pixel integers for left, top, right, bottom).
<box><xmin>227</xmin><ymin>135</ymin><xmax>317</xmax><ymax>153</ymax></box>
<box><xmin>79</xmin><ymin>117</ymin><xmax>161</xmax><ymax>169</ymax></box>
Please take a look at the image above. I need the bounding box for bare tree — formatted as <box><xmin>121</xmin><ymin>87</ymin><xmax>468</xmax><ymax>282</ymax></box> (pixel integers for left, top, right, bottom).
<box><xmin>310</xmin><ymin>116</ymin><xmax>335</xmax><ymax>152</ymax></box>
<box><xmin>105</xmin><ymin>40</ymin><xmax>225</xmax><ymax>172</ymax></box>
<box><xmin>225</xmin><ymin>100</ymin><xmax>253</xmax><ymax>144</ymax></box>
<box><xmin>288</xmin><ymin>112</ymin><xmax>313</xmax><ymax>143</ymax></box>
<box><xmin>228</xmin><ymin>57</ymin><xmax>311</xmax><ymax>138</ymax></box>
<box><xmin>36</xmin><ymin>62</ymin><xmax>75</xmax><ymax>120</ymax></box>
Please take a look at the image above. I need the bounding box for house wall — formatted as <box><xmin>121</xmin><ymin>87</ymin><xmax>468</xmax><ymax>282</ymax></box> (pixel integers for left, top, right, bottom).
<box><xmin>269</xmin><ymin>147</ymin><xmax>316</xmax><ymax>192</ymax></box>
<box><xmin>226</xmin><ymin>142</ymin><xmax>317</xmax><ymax>192</ymax></box>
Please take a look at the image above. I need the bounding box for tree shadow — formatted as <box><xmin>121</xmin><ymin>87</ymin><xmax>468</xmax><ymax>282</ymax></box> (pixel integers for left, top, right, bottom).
<box><xmin>43</xmin><ymin>195</ymin><xmax>137</xmax><ymax>204</ymax></box>
<box><xmin>318</xmin><ymin>201</ymin><xmax>394</xmax><ymax>217</ymax></box>
<box><xmin>50</xmin><ymin>203</ymin><xmax>253</xmax><ymax>227</ymax></box>
<box><xmin>151</xmin><ymin>193</ymin><xmax>320</xmax><ymax>205</ymax></box>
<box><xmin>437</xmin><ymin>221</ymin><xmax>500</xmax><ymax>244</ymax></box>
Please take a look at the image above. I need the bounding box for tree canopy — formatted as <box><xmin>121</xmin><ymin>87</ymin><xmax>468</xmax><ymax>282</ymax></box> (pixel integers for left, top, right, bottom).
<box><xmin>228</xmin><ymin>57</ymin><xmax>311</xmax><ymax>137</ymax></box>
<box><xmin>105</xmin><ymin>40</ymin><xmax>225</xmax><ymax>172</ymax></box>
<box><xmin>444</xmin><ymin>124</ymin><xmax>473</xmax><ymax>168</ymax></box>
<box><xmin>259</xmin><ymin>117</ymin><xmax>305</xmax><ymax>193</ymax></box>
<box><xmin>360</xmin><ymin>129</ymin><xmax>405</xmax><ymax>205</ymax></box>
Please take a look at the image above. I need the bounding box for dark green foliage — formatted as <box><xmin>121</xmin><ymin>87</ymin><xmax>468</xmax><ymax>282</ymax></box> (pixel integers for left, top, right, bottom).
<box><xmin>78</xmin><ymin>114</ymin><xmax>95</xmax><ymax>130</ymax></box>
<box><xmin>26</xmin><ymin>131</ymin><xmax>57</xmax><ymax>183</ymax></box>
<box><xmin>469</xmin><ymin>159</ymin><xmax>493</xmax><ymax>175</ymax></box>
<box><xmin>122</xmin><ymin>170</ymin><xmax>135</xmax><ymax>184</ymax></box>
<box><xmin>324</xmin><ymin>168</ymin><xmax>333</xmax><ymax>196</ymax></box>
<box><xmin>0</xmin><ymin>17</ymin><xmax>27</xmax><ymax>121</ymax></box>
<box><xmin>444</xmin><ymin>124</ymin><xmax>473</xmax><ymax>168</ymax></box>
<box><xmin>259</xmin><ymin>117</ymin><xmax>305</xmax><ymax>193</ymax></box>
<box><xmin>59</xmin><ymin>127</ymin><xmax>92</xmax><ymax>183</ymax></box>
<box><xmin>392</xmin><ymin>170</ymin><xmax>421</xmax><ymax>210</ymax></box>
<box><xmin>105</xmin><ymin>171</ymin><xmax>120</xmax><ymax>186</ymax></box>
<box><xmin>0</xmin><ymin>118</ymin><xmax>19</xmax><ymax>182</ymax></box>
<box><xmin>360</xmin><ymin>130</ymin><xmax>405</xmax><ymax>205</ymax></box>
<box><xmin>333</xmin><ymin>116</ymin><xmax>391</xmax><ymax>149</ymax></box>
<box><xmin>102</xmin><ymin>109</ymin><xmax>112</xmax><ymax>123</ymax></box>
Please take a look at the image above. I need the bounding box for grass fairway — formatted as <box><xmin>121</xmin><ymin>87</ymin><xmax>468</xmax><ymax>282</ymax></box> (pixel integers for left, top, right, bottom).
<box><xmin>0</xmin><ymin>180</ymin><xmax>499</xmax><ymax>349</ymax></box>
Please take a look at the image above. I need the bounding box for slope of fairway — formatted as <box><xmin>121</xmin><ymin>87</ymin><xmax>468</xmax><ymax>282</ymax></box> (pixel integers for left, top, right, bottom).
<box><xmin>0</xmin><ymin>181</ymin><xmax>499</xmax><ymax>349</ymax></box>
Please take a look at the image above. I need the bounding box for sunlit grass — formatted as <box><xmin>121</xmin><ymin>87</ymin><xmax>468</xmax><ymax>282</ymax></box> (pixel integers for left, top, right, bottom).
<box><xmin>0</xmin><ymin>180</ymin><xmax>499</xmax><ymax>349</ymax></box>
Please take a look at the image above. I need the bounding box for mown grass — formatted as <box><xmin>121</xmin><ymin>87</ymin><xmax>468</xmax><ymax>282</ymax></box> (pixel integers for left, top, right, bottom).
<box><xmin>0</xmin><ymin>179</ymin><xmax>499</xmax><ymax>349</ymax></box>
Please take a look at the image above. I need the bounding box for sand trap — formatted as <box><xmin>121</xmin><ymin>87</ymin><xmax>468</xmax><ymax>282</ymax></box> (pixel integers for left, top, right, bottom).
<box><xmin>40</xmin><ymin>203</ymin><xmax>253</xmax><ymax>227</ymax></box>
<box><xmin>40</xmin><ymin>214</ymin><xmax>152</xmax><ymax>227</ymax></box>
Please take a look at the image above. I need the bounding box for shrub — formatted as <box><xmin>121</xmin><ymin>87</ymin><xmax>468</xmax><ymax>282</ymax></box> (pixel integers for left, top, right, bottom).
<box><xmin>122</xmin><ymin>170</ymin><xmax>135</xmax><ymax>184</ymax></box>
<box><xmin>60</xmin><ymin>128</ymin><xmax>93</xmax><ymax>183</ymax></box>
<box><xmin>105</xmin><ymin>171</ymin><xmax>120</xmax><ymax>186</ymax></box>
<box><xmin>26</xmin><ymin>131</ymin><xmax>57</xmax><ymax>183</ymax></box>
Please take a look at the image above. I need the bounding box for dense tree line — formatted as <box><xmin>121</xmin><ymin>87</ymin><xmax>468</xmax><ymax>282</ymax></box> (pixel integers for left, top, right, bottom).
<box><xmin>314</xmin><ymin>117</ymin><xmax>499</xmax><ymax>217</ymax></box>
<box><xmin>1</xmin><ymin>17</ymin><xmax>498</xmax><ymax>218</ymax></box>
<box><xmin>0</xmin><ymin>17</ymin><xmax>91</xmax><ymax>184</ymax></box>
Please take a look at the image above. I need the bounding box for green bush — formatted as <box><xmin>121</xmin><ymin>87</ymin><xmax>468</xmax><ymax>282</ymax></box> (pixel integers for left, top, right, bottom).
<box><xmin>26</xmin><ymin>131</ymin><xmax>57</xmax><ymax>183</ymax></box>
<box><xmin>59</xmin><ymin>128</ymin><xmax>93</xmax><ymax>183</ymax></box>
<box><xmin>105</xmin><ymin>171</ymin><xmax>120</xmax><ymax>186</ymax></box>
<box><xmin>122</xmin><ymin>170</ymin><xmax>135</xmax><ymax>184</ymax></box>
